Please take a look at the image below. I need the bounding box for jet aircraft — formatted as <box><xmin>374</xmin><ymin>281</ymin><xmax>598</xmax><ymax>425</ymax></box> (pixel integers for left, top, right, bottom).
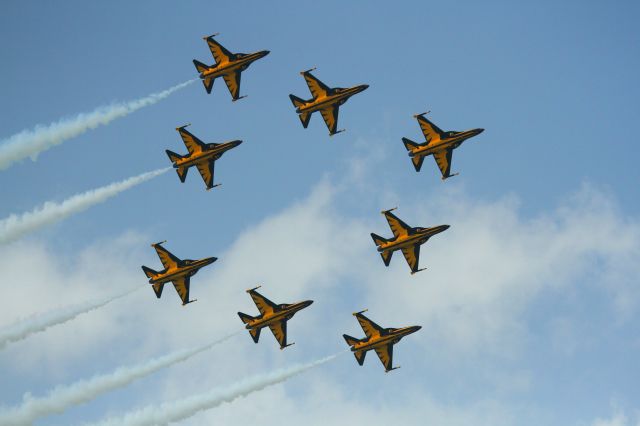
<box><xmin>402</xmin><ymin>112</ymin><xmax>484</xmax><ymax>180</ymax></box>
<box><xmin>371</xmin><ymin>208</ymin><xmax>449</xmax><ymax>274</ymax></box>
<box><xmin>238</xmin><ymin>286</ymin><xmax>313</xmax><ymax>349</ymax></box>
<box><xmin>343</xmin><ymin>310</ymin><xmax>421</xmax><ymax>372</ymax></box>
<box><xmin>193</xmin><ymin>33</ymin><xmax>269</xmax><ymax>100</ymax></box>
<box><xmin>289</xmin><ymin>68</ymin><xmax>368</xmax><ymax>136</ymax></box>
<box><xmin>141</xmin><ymin>241</ymin><xmax>217</xmax><ymax>305</ymax></box>
<box><xmin>166</xmin><ymin>124</ymin><xmax>242</xmax><ymax>190</ymax></box>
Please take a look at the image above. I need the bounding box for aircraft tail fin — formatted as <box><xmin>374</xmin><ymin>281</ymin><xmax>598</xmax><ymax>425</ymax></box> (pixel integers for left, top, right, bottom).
<box><xmin>237</xmin><ymin>311</ymin><xmax>255</xmax><ymax>325</ymax></box>
<box><xmin>370</xmin><ymin>233</ymin><xmax>388</xmax><ymax>247</ymax></box>
<box><xmin>289</xmin><ymin>94</ymin><xmax>306</xmax><ymax>108</ymax></box>
<box><xmin>402</xmin><ymin>137</ymin><xmax>420</xmax><ymax>152</ymax></box>
<box><xmin>141</xmin><ymin>265</ymin><xmax>159</xmax><ymax>279</ymax></box>
<box><xmin>298</xmin><ymin>112</ymin><xmax>311</xmax><ymax>128</ymax></box>
<box><xmin>343</xmin><ymin>334</ymin><xmax>361</xmax><ymax>347</ymax></box>
<box><xmin>354</xmin><ymin>350</ymin><xmax>367</xmax><ymax>365</ymax></box>
<box><xmin>175</xmin><ymin>166</ymin><xmax>189</xmax><ymax>182</ymax></box>
<box><xmin>151</xmin><ymin>282</ymin><xmax>164</xmax><ymax>299</ymax></box>
<box><xmin>248</xmin><ymin>327</ymin><xmax>261</xmax><ymax>343</ymax></box>
<box><xmin>193</xmin><ymin>59</ymin><xmax>209</xmax><ymax>74</ymax></box>
<box><xmin>165</xmin><ymin>150</ymin><xmax>184</xmax><ymax>164</ymax></box>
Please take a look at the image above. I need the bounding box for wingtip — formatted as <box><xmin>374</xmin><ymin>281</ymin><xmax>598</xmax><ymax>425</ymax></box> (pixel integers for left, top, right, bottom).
<box><xmin>151</xmin><ymin>240</ymin><xmax>167</xmax><ymax>247</ymax></box>
<box><xmin>353</xmin><ymin>309</ymin><xmax>368</xmax><ymax>316</ymax></box>
<box><xmin>300</xmin><ymin>67</ymin><xmax>317</xmax><ymax>75</ymax></box>
<box><xmin>246</xmin><ymin>285</ymin><xmax>262</xmax><ymax>293</ymax></box>
<box><xmin>176</xmin><ymin>123</ymin><xmax>191</xmax><ymax>131</ymax></box>
<box><xmin>413</xmin><ymin>110</ymin><xmax>431</xmax><ymax>118</ymax></box>
<box><xmin>381</xmin><ymin>207</ymin><xmax>398</xmax><ymax>214</ymax></box>
<box><xmin>203</xmin><ymin>33</ymin><xmax>220</xmax><ymax>40</ymax></box>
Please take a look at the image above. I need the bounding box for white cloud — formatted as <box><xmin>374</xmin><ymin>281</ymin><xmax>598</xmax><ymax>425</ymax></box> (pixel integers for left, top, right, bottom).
<box><xmin>1</xmin><ymin>171</ymin><xmax>638</xmax><ymax>425</ymax></box>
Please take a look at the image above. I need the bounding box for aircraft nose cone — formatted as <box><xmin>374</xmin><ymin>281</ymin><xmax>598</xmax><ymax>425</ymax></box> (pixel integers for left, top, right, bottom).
<box><xmin>361</xmin><ymin>84</ymin><xmax>370</xmax><ymax>91</ymax></box>
<box><xmin>303</xmin><ymin>300</ymin><xmax>314</xmax><ymax>308</ymax></box>
<box><xmin>476</xmin><ymin>128</ymin><xmax>485</xmax><ymax>135</ymax></box>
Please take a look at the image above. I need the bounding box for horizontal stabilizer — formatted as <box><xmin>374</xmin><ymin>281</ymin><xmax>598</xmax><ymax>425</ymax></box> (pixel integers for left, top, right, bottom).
<box><xmin>402</xmin><ymin>137</ymin><xmax>420</xmax><ymax>152</ymax></box>
<box><xmin>151</xmin><ymin>282</ymin><xmax>164</xmax><ymax>299</ymax></box>
<box><xmin>411</xmin><ymin>155</ymin><xmax>425</xmax><ymax>172</ymax></box>
<box><xmin>249</xmin><ymin>327</ymin><xmax>261</xmax><ymax>343</ymax></box>
<box><xmin>176</xmin><ymin>166</ymin><xmax>189</xmax><ymax>182</ymax></box>
<box><xmin>343</xmin><ymin>334</ymin><xmax>361</xmax><ymax>347</ymax></box>
<box><xmin>202</xmin><ymin>77</ymin><xmax>214</xmax><ymax>94</ymax></box>
<box><xmin>238</xmin><ymin>311</ymin><xmax>255</xmax><ymax>324</ymax></box>
<box><xmin>141</xmin><ymin>265</ymin><xmax>159</xmax><ymax>279</ymax></box>
<box><xmin>370</xmin><ymin>232</ymin><xmax>388</xmax><ymax>247</ymax></box>
<box><xmin>298</xmin><ymin>112</ymin><xmax>311</xmax><ymax>128</ymax></box>
<box><xmin>165</xmin><ymin>149</ymin><xmax>184</xmax><ymax>164</ymax></box>
<box><xmin>354</xmin><ymin>350</ymin><xmax>367</xmax><ymax>366</ymax></box>
<box><xmin>380</xmin><ymin>251</ymin><xmax>393</xmax><ymax>266</ymax></box>
<box><xmin>289</xmin><ymin>94</ymin><xmax>306</xmax><ymax>108</ymax></box>
<box><xmin>193</xmin><ymin>59</ymin><xmax>209</xmax><ymax>74</ymax></box>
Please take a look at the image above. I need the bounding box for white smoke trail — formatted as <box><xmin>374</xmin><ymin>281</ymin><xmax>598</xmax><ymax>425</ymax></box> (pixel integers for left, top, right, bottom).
<box><xmin>0</xmin><ymin>79</ymin><xmax>196</xmax><ymax>170</ymax></box>
<box><xmin>89</xmin><ymin>352</ymin><xmax>343</xmax><ymax>426</ymax></box>
<box><xmin>0</xmin><ymin>332</ymin><xmax>239</xmax><ymax>425</ymax></box>
<box><xmin>0</xmin><ymin>167</ymin><xmax>170</xmax><ymax>245</ymax></box>
<box><xmin>0</xmin><ymin>288</ymin><xmax>135</xmax><ymax>351</ymax></box>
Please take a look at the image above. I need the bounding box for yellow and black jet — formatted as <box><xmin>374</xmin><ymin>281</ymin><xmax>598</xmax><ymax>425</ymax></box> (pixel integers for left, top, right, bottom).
<box><xmin>141</xmin><ymin>241</ymin><xmax>217</xmax><ymax>306</ymax></box>
<box><xmin>166</xmin><ymin>124</ymin><xmax>242</xmax><ymax>190</ymax></box>
<box><xmin>343</xmin><ymin>310</ymin><xmax>421</xmax><ymax>372</ymax></box>
<box><xmin>289</xmin><ymin>68</ymin><xmax>369</xmax><ymax>136</ymax></box>
<box><xmin>193</xmin><ymin>33</ymin><xmax>269</xmax><ymax>100</ymax></box>
<box><xmin>238</xmin><ymin>286</ymin><xmax>313</xmax><ymax>350</ymax></box>
<box><xmin>371</xmin><ymin>208</ymin><xmax>449</xmax><ymax>274</ymax></box>
<box><xmin>402</xmin><ymin>112</ymin><xmax>484</xmax><ymax>180</ymax></box>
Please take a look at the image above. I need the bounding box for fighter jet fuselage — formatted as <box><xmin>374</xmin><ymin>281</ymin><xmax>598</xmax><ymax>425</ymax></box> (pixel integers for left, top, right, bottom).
<box><xmin>409</xmin><ymin>128</ymin><xmax>484</xmax><ymax>158</ymax></box>
<box><xmin>243</xmin><ymin>300</ymin><xmax>313</xmax><ymax>329</ymax></box>
<box><xmin>376</xmin><ymin>225</ymin><xmax>450</xmax><ymax>253</ymax></box>
<box><xmin>147</xmin><ymin>256</ymin><xmax>217</xmax><ymax>285</ymax></box>
<box><xmin>171</xmin><ymin>140</ymin><xmax>242</xmax><ymax>169</ymax></box>
<box><xmin>350</xmin><ymin>326</ymin><xmax>422</xmax><ymax>353</ymax></box>
<box><xmin>198</xmin><ymin>50</ymin><xmax>270</xmax><ymax>80</ymax></box>
<box><xmin>295</xmin><ymin>85</ymin><xmax>369</xmax><ymax>114</ymax></box>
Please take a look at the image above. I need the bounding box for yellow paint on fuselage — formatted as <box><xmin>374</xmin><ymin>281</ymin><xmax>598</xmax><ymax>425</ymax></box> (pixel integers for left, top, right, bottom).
<box><xmin>148</xmin><ymin>258</ymin><xmax>214</xmax><ymax>285</ymax></box>
<box><xmin>296</xmin><ymin>86</ymin><xmax>367</xmax><ymax>113</ymax></box>
<box><xmin>351</xmin><ymin>327</ymin><xmax>420</xmax><ymax>352</ymax></box>
<box><xmin>199</xmin><ymin>52</ymin><xmax>267</xmax><ymax>79</ymax></box>
<box><xmin>245</xmin><ymin>302</ymin><xmax>310</xmax><ymax>329</ymax></box>
<box><xmin>377</xmin><ymin>226</ymin><xmax>448</xmax><ymax>253</ymax></box>
<box><xmin>173</xmin><ymin>142</ymin><xmax>237</xmax><ymax>168</ymax></box>
<box><xmin>409</xmin><ymin>129</ymin><xmax>484</xmax><ymax>158</ymax></box>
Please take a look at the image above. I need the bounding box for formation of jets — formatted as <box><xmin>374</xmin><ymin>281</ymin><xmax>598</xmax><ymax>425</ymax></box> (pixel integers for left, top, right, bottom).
<box><xmin>140</xmin><ymin>33</ymin><xmax>485</xmax><ymax>372</ymax></box>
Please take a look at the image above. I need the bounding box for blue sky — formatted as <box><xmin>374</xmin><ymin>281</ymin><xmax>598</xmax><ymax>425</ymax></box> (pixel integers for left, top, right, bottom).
<box><xmin>0</xmin><ymin>1</ymin><xmax>639</xmax><ymax>425</ymax></box>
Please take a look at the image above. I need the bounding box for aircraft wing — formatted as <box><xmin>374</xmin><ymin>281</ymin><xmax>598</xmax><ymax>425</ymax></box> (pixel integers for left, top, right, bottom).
<box><xmin>195</xmin><ymin>160</ymin><xmax>216</xmax><ymax>190</ymax></box>
<box><xmin>172</xmin><ymin>276</ymin><xmax>191</xmax><ymax>305</ymax></box>
<box><xmin>177</xmin><ymin>127</ymin><xmax>206</xmax><ymax>155</ymax></box>
<box><xmin>401</xmin><ymin>245</ymin><xmax>421</xmax><ymax>273</ymax></box>
<box><xmin>222</xmin><ymin>71</ymin><xmax>242</xmax><ymax>100</ymax></box>
<box><xmin>249</xmin><ymin>289</ymin><xmax>278</xmax><ymax>316</ymax></box>
<box><xmin>383</xmin><ymin>210</ymin><xmax>413</xmax><ymax>238</ymax></box>
<box><xmin>302</xmin><ymin>71</ymin><xmax>331</xmax><ymax>98</ymax></box>
<box><xmin>355</xmin><ymin>312</ymin><xmax>384</xmax><ymax>338</ymax></box>
<box><xmin>374</xmin><ymin>344</ymin><xmax>394</xmax><ymax>371</ymax></box>
<box><xmin>417</xmin><ymin>115</ymin><xmax>445</xmax><ymax>144</ymax></box>
<box><xmin>433</xmin><ymin>148</ymin><xmax>453</xmax><ymax>179</ymax></box>
<box><xmin>154</xmin><ymin>243</ymin><xmax>181</xmax><ymax>270</ymax></box>
<box><xmin>319</xmin><ymin>105</ymin><xmax>339</xmax><ymax>135</ymax></box>
<box><xmin>268</xmin><ymin>320</ymin><xmax>288</xmax><ymax>348</ymax></box>
<box><xmin>205</xmin><ymin>36</ymin><xmax>233</xmax><ymax>64</ymax></box>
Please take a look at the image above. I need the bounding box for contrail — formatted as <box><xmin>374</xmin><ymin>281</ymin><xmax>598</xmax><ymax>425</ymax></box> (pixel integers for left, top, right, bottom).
<box><xmin>0</xmin><ymin>167</ymin><xmax>170</xmax><ymax>245</ymax></box>
<box><xmin>89</xmin><ymin>352</ymin><xmax>342</xmax><ymax>426</ymax></box>
<box><xmin>0</xmin><ymin>332</ymin><xmax>239</xmax><ymax>425</ymax></box>
<box><xmin>0</xmin><ymin>79</ymin><xmax>196</xmax><ymax>171</ymax></box>
<box><xmin>0</xmin><ymin>288</ymin><xmax>135</xmax><ymax>351</ymax></box>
